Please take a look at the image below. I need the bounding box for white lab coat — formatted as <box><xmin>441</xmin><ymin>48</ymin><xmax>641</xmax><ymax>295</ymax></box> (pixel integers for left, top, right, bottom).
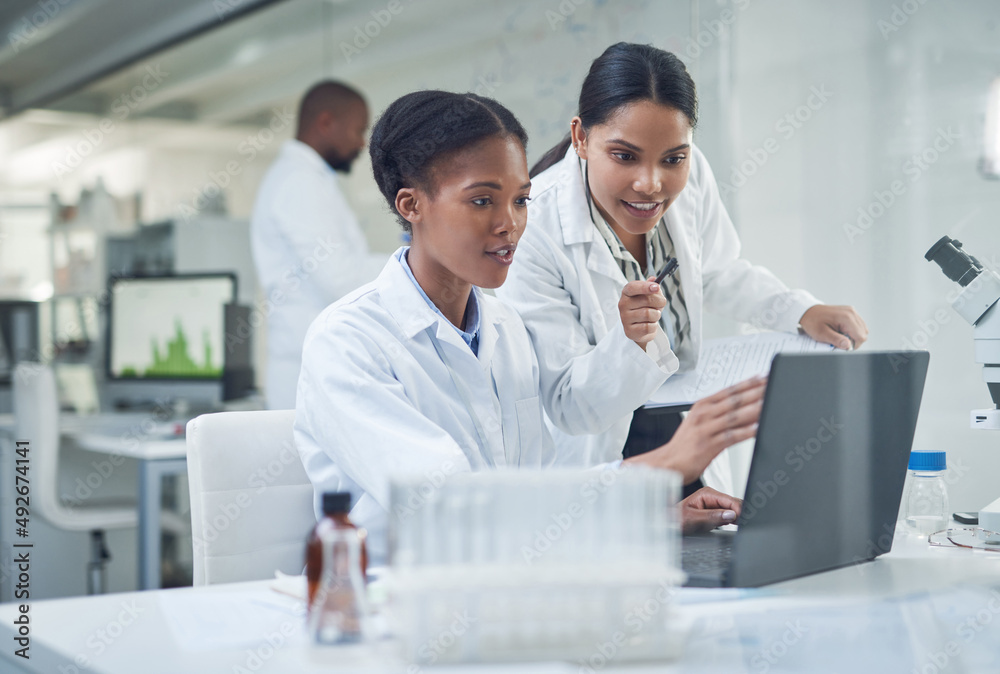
<box><xmin>497</xmin><ymin>144</ymin><xmax>819</xmax><ymax>467</ymax></box>
<box><xmin>294</xmin><ymin>249</ymin><xmax>557</xmax><ymax>565</ymax></box>
<box><xmin>251</xmin><ymin>139</ymin><xmax>386</xmax><ymax>410</ymax></box>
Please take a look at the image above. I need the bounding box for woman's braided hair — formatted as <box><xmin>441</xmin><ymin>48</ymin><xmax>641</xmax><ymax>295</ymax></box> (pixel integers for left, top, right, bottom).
<box><xmin>369</xmin><ymin>90</ymin><xmax>528</xmax><ymax>231</ymax></box>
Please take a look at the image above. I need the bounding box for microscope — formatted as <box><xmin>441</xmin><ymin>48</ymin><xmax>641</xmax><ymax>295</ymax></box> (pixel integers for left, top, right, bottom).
<box><xmin>925</xmin><ymin>236</ymin><xmax>1000</xmax><ymax>531</ymax></box>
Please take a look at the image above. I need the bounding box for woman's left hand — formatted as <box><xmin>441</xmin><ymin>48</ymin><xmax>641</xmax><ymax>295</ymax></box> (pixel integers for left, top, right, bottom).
<box><xmin>799</xmin><ymin>304</ymin><xmax>869</xmax><ymax>350</ymax></box>
<box><xmin>679</xmin><ymin>487</ymin><xmax>742</xmax><ymax>534</ymax></box>
<box><xmin>624</xmin><ymin>376</ymin><xmax>766</xmax><ymax>484</ymax></box>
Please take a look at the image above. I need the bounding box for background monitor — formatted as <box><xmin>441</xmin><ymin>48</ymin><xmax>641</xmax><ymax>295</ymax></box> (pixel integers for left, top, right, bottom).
<box><xmin>106</xmin><ymin>274</ymin><xmax>236</xmax><ymax>381</ymax></box>
<box><xmin>0</xmin><ymin>301</ymin><xmax>40</xmax><ymax>413</ymax></box>
<box><xmin>0</xmin><ymin>301</ymin><xmax>40</xmax><ymax>382</ymax></box>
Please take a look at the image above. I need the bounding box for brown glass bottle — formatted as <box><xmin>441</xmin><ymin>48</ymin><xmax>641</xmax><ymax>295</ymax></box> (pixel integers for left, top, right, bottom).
<box><xmin>305</xmin><ymin>492</ymin><xmax>367</xmax><ymax>615</ymax></box>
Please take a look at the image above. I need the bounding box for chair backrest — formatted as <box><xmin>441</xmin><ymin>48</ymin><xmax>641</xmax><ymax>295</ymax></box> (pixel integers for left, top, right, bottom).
<box><xmin>12</xmin><ymin>363</ymin><xmax>137</xmax><ymax>532</ymax></box>
<box><xmin>13</xmin><ymin>363</ymin><xmax>64</xmax><ymax>526</ymax></box>
<box><xmin>186</xmin><ymin>409</ymin><xmax>316</xmax><ymax>585</ymax></box>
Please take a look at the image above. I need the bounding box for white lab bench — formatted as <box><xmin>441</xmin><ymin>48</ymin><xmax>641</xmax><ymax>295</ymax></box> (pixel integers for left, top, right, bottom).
<box><xmin>0</xmin><ymin>534</ymin><xmax>997</xmax><ymax>673</ymax></box>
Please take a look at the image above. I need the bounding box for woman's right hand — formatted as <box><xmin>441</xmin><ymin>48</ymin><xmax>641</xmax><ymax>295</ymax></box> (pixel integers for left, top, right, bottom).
<box><xmin>619</xmin><ymin>279</ymin><xmax>667</xmax><ymax>349</ymax></box>
<box><xmin>625</xmin><ymin>376</ymin><xmax>767</xmax><ymax>483</ymax></box>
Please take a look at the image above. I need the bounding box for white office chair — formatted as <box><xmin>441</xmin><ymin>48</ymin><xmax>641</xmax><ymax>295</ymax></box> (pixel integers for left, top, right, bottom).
<box><xmin>12</xmin><ymin>363</ymin><xmax>137</xmax><ymax>594</ymax></box>
<box><xmin>185</xmin><ymin>410</ymin><xmax>316</xmax><ymax>585</ymax></box>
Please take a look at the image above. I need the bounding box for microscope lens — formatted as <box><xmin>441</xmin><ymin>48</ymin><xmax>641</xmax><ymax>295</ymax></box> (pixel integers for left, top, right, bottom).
<box><xmin>924</xmin><ymin>236</ymin><xmax>983</xmax><ymax>287</ymax></box>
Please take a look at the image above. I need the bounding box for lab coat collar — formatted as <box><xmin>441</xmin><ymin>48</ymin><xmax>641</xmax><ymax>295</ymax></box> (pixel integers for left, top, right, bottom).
<box><xmin>397</xmin><ymin>247</ymin><xmax>481</xmax><ymax>350</ymax></box>
<box><xmin>555</xmin><ymin>144</ymin><xmax>597</xmax><ymax>246</ymax></box>
<box><xmin>377</xmin><ymin>248</ymin><xmax>502</xmax><ymax>360</ymax></box>
<box><xmin>279</xmin><ymin>139</ymin><xmax>338</xmax><ymax>177</ymax></box>
<box><xmin>550</xmin><ymin>147</ymin><xmax>626</xmax><ymax>283</ymax></box>
<box><xmin>475</xmin><ymin>316</ymin><xmax>500</xmax><ymax>373</ymax></box>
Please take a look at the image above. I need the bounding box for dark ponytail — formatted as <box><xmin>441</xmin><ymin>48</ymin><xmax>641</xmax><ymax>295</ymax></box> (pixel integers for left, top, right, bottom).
<box><xmin>530</xmin><ymin>43</ymin><xmax>698</xmax><ymax>178</ymax></box>
<box><xmin>369</xmin><ymin>90</ymin><xmax>528</xmax><ymax>232</ymax></box>
<box><xmin>530</xmin><ymin>134</ymin><xmax>574</xmax><ymax>179</ymax></box>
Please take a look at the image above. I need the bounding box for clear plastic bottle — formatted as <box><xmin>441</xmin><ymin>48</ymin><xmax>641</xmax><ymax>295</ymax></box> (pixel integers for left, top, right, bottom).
<box><xmin>903</xmin><ymin>451</ymin><xmax>950</xmax><ymax>535</ymax></box>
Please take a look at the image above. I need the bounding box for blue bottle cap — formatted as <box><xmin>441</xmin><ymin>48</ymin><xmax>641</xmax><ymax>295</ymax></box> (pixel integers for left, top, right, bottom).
<box><xmin>908</xmin><ymin>450</ymin><xmax>946</xmax><ymax>472</ymax></box>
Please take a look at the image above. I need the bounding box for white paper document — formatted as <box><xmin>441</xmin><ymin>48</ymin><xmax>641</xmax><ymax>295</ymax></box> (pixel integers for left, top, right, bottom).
<box><xmin>646</xmin><ymin>332</ymin><xmax>833</xmax><ymax>409</ymax></box>
<box><xmin>682</xmin><ymin>584</ymin><xmax>1000</xmax><ymax>672</ymax></box>
<box><xmin>159</xmin><ymin>589</ymin><xmax>307</xmax><ymax>652</ymax></box>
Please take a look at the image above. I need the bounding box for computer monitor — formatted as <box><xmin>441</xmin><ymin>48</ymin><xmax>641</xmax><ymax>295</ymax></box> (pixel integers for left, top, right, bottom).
<box><xmin>0</xmin><ymin>301</ymin><xmax>40</xmax><ymax>413</ymax></box>
<box><xmin>0</xmin><ymin>301</ymin><xmax>40</xmax><ymax>381</ymax></box>
<box><xmin>106</xmin><ymin>274</ymin><xmax>236</xmax><ymax>382</ymax></box>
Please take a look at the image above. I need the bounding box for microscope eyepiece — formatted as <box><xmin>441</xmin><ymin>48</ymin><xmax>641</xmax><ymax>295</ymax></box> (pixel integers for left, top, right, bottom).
<box><xmin>925</xmin><ymin>235</ymin><xmax>984</xmax><ymax>287</ymax></box>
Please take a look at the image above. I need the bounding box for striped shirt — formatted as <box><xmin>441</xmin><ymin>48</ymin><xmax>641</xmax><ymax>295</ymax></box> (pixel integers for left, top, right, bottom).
<box><xmin>580</xmin><ymin>158</ymin><xmax>694</xmax><ymax>369</ymax></box>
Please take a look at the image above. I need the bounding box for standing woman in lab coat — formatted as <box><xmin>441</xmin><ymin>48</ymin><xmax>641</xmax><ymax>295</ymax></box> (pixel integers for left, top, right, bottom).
<box><xmin>497</xmin><ymin>43</ymin><xmax>869</xmax><ymax>480</ymax></box>
<box><xmin>294</xmin><ymin>90</ymin><xmax>763</xmax><ymax>564</ymax></box>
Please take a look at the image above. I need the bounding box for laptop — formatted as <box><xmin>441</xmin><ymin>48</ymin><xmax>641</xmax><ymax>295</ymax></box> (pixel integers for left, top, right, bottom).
<box><xmin>681</xmin><ymin>350</ymin><xmax>930</xmax><ymax>588</ymax></box>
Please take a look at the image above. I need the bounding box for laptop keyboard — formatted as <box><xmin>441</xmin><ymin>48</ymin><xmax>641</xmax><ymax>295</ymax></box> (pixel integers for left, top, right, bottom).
<box><xmin>681</xmin><ymin>543</ymin><xmax>734</xmax><ymax>575</ymax></box>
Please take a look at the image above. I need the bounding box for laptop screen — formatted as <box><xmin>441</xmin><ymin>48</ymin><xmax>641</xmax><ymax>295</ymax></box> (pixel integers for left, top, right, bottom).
<box><xmin>728</xmin><ymin>350</ymin><xmax>929</xmax><ymax>587</ymax></box>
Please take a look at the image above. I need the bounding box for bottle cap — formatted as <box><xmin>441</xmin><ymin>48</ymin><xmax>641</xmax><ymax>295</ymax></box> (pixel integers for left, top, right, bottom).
<box><xmin>908</xmin><ymin>451</ymin><xmax>946</xmax><ymax>472</ymax></box>
<box><xmin>321</xmin><ymin>491</ymin><xmax>352</xmax><ymax>514</ymax></box>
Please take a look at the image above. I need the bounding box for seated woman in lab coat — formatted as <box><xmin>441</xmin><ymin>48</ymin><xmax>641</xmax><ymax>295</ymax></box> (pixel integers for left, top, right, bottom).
<box><xmin>496</xmin><ymin>43</ymin><xmax>870</xmax><ymax>479</ymax></box>
<box><xmin>294</xmin><ymin>90</ymin><xmax>763</xmax><ymax>564</ymax></box>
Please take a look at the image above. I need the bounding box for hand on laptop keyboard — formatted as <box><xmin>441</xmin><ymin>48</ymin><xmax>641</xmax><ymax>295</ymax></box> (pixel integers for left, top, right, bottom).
<box><xmin>625</xmin><ymin>375</ymin><xmax>766</xmax><ymax>483</ymax></box>
<box><xmin>679</xmin><ymin>487</ymin><xmax>741</xmax><ymax>534</ymax></box>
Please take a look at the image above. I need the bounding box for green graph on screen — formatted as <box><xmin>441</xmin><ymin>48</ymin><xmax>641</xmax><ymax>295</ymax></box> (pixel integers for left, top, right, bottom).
<box><xmin>119</xmin><ymin>320</ymin><xmax>220</xmax><ymax>378</ymax></box>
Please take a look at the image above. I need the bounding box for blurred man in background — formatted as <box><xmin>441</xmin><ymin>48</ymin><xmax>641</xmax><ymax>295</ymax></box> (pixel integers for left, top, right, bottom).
<box><xmin>251</xmin><ymin>81</ymin><xmax>386</xmax><ymax>409</ymax></box>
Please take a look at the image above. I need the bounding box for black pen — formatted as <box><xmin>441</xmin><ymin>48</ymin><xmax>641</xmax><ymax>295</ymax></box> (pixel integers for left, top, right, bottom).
<box><xmin>654</xmin><ymin>257</ymin><xmax>679</xmax><ymax>284</ymax></box>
